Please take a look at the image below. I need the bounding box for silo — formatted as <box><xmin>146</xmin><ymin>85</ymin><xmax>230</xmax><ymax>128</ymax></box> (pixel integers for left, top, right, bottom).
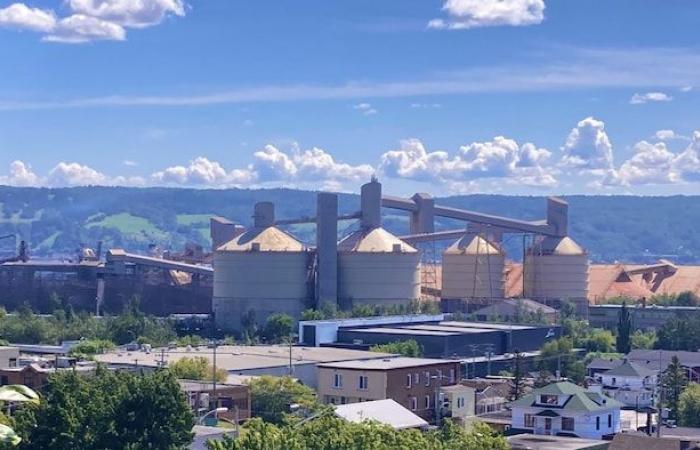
<box><xmin>523</xmin><ymin>236</ymin><xmax>589</xmax><ymax>301</ymax></box>
<box><xmin>213</xmin><ymin>202</ymin><xmax>310</xmax><ymax>333</ymax></box>
<box><xmin>441</xmin><ymin>234</ymin><xmax>505</xmax><ymax>299</ymax></box>
<box><xmin>337</xmin><ymin>227</ymin><xmax>420</xmax><ymax>309</ymax></box>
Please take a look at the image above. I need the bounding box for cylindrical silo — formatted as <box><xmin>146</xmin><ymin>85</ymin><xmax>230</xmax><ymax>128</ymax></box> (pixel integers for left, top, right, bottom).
<box><xmin>523</xmin><ymin>236</ymin><xmax>589</xmax><ymax>301</ymax></box>
<box><xmin>337</xmin><ymin>227</ymin><xmax>420</xmax><ymax>309</ymax></box>
<box><xmin>441</xmin><ymin>234</ymin><xmax>505</xmax><ymax>299</ymax></box>
<box><xmin>213</xmin><ymin>218</ymin><xmax>310</xmax><ymax>333</ymax></box>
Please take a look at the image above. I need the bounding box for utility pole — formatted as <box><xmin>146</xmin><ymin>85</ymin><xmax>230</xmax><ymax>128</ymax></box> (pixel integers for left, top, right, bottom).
<box><xmin>289</xmin><ymin>335</ymin><xmax>293</xmax><ymax>376</ymax></box>
<box><xmin>212</xmin><ymin>340</ymin><xmax>218</xmax><ymax>411</ymax></box>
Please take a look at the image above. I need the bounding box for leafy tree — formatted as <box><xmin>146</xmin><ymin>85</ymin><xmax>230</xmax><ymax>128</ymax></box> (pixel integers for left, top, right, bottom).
<box><xmin>262</xmin><ymin>314</ymin><xmax>294</xmax><ymax>344</ymax></box>
<box><xmin>616</xmin><ymin>301</ymin><xmax>632</xmax><ymax>354</ymax></box>
<box><xmin>169</xmin><ymin>357</ymin><xmax>227</xmax><ymax>382</ymax></box>
<box><xmin>662</xmin><ymin>356</ymin><xmax>687</xmax><ymax>421</ymax></box>
<box><xmin>510</xmin><ymin>351</ymin><xmax>527</xmax><ymax>400</ymax></box>
<box><xmin>247</xmin><ymin>376</ymin><xmax>318</xmax><ymax>425</ymax></box>
<box><xmin>300</xmin><ymin>309</ymin><xmax>325</xmax><ymax>321</ymax></box>
<box><xmin>584</xmin><ymin>329</ymin><xmax>615</xmax><ymax>353</ymax></box>
<box><xmin>370</xmin><ymin>339</ymin><xmax>423</xmax><ymax>357</ymax></box>
<box><xmin>655</xmin><ymin>315</ymin><xmax>700</xmax><ymax>351</ymax></box>
<box><xmin>68</xmin><ymin>339</ymin><xmax>115</xmax><ymax>357</ymax></box>
<box><xmin>538</xmin><ymin>337</ymin><xmax>575</xmax><ymax>379</ymax></box>
<box><xmin>15</xmin><ymin>367</ymin><xmax>194</xmax><ymax>450</ymax></box>
<box><xmin>678</xmin><ymin>383</ymin><xmax>700</xmax><ymax>427</ymax></box>
<box><xmin>631</xmin><ymin>330</ymin><xmax>657</xmax><ymax>349</ymax></box>
<box><xmin>206</xmin><ymin>416</ymin><xmax>507</xmax><ymax>450</ymax></box>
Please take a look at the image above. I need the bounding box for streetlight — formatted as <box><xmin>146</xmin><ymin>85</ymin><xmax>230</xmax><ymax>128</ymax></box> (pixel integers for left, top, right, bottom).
<box><xmin>199</xmin><ymin>407</ymin><xmax>228</xmax><ymax>425</ymax></box>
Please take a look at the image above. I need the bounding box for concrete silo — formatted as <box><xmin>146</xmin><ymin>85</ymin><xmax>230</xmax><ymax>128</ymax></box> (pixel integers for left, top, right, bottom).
<box><xmin>337</xmin><ymin>179</ymin><xmax>421</xmax><ymax>309</ymax></box>
<box><xmin>441</xmin><ymin>234</ymin><xmax>505</xmax><ymax>299</ymax></box>
<box><xmin>523</xmin><ymin>236</ymin><xmax>589</xmax><ymax>301</ymax></box>
<box><xmin>213</xmin><ymin>202</ymin><xmax>311</xmax><ymax>332</ymax></box>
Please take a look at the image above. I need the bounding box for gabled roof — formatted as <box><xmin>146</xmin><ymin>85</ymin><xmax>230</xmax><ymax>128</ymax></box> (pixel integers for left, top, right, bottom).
<box><xmin>603</xmin><ymin>360</ymin><xmax>657</xmax><ymax>378</ymax></box>
<box><xmin>510</xmin><ymin>381</ymin><xmax>623</xmax><ymax>413</ymax></box>
<box><xmin>333</xmin><ymin>399</ymin><xmax>428</xmax><ymax>430</ymax></box>
<box><xmin>586</xmin><ymin>358</ymin><xmax>623</xmax><ymax>371</ymax></box>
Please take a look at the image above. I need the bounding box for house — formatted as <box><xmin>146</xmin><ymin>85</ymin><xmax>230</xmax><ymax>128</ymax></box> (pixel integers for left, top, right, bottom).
<box><xmin>316</xmin><ymin>357</ymin><xmax>460</xmax><ymax>423</ymax></box>
<box><xmin>179</xmin><ymin>380</ymin><xmax>250</xmax><ymax>424</ymax></box>
<box><xmin>0</xmin><ymin>347</ymin><xmax>19</xmax><ymax>369</ymax></box>
<box><xmin>510</xmin><ymin>381</ymin><xmax>622</xmax><ymax>440</ymax></box>
<box><xmin>333</xmin><ymin>399</ymin><xmax>429</xmax><ymax>430</ymax></box>
<box><xmin>440</xmin><ymin>384</ymin><xmax>476</xmax><ymax>421</ymax></box>
<box><xmin>592</xmin><ymin>360</ymin><xmax>657</xmax><ymax>408</ymax></box>
<box><xmin>508</xmin><ymin>434</ymin><xmax>611</xmax><ymax>450</ymax></box>
<box><xmin>462</xmin><ymin>378</ymin><xmax>514</xmax><ymax>415</ymax></box>
<box><xmin>608</xmin><ymin>431</ymin><xmax>700</xmax><ymax>450</ymax></box>
<box><xmin>588</xmin><ymin>350</ymin><xmax>700</xmax><ymax>385</ymax></box>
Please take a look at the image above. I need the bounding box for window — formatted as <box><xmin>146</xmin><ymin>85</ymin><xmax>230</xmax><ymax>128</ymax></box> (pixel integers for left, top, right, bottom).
<box><xmin>410</xmin><ymin>397</ymin><xmax>417</xmax><ymax>411</ymax></box>
<box><xmin>406</xmin><ymin>374</ymin><xmax>412</xmax><ymax>388</ymax></box>
<box><xmin>608</xmin><ymin>414</ymin><xmax>612</xmax><ymax>428</ymax></box>
<box><xmin>0</xmin><ymin>376</ymin><xmax>7</xmax><ymax>385</ymax></box>
<box><xmin>524</xmin><ymin>413</ymin><xmax>535</xmax><ymax>428</ymax></box>
<box><xmin>457</xmin><ymin>397</ymin><xmax>464</xmax><ymax>408</ymax></box>
<box><xmin>596</xmin><ymin>416</ymin><xmax>600</xmax><ymax>431</ymax></box>
<box><xmin>359</xmin><ymin>376</ymin><xmax>368</xmax><ymax>390</ymax></box>
<box><xmin>562</xmin><ymin>417</ymin><xmax>575</xmax><ymax>431</ymax></box>
<box><xmin>414</xmin><ymin>373</ymin><xmax>419</xmax><ymax>385</ymax></box>
<box><xmin>539</xmin><ymin>394</ymin><xmax>558</xmax><ymax>405</ymax></box>
<box><xmin>333</xmin><ymin>373</ymin><xmax>343</xmax><ymax>389</ymax></box>
<box><xmin>449</xmin><ymin>369</ymin><xmax>455</xmax><ymax>383</ymax></box>
<box><xmin>611</xmin><ymin>377</ymin><xmax>617</xmax><ymax>386</ymax></box>
<box><xmin>437</xmin><ymin>369</ymin><xmax>443</xmax><ymax>381</ymax></box>
<box><xmin>425</xmin><ymin>371</ymin><xmax>431</xmax><ymax>387</ymax></box>
<box><xmin>341</xmin><ymin>396</ymin><xmax>347</xmax><ymax>404</ymax></box>
<box><xmin>425</xmin><ymin>395</ymin><xmax>431</xmax><ymax>409</ymax></box>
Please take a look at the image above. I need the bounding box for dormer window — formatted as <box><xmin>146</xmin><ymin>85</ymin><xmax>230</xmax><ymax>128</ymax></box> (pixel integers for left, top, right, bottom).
<box><xmin>539</xmin><ymin>394</ymin><xmax>558</xmax><ymax>405</ymax></box>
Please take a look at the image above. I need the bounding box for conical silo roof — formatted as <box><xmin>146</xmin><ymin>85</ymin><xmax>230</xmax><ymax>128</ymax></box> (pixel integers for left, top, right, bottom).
<box><xmin>444</xmin><ymin>234</ymin><xmax>502</xmax><ymax>256</ymax></box>
<box><xmin>338</xmin><ymin>227</ymin><xmax>417</xmax><ymax>253</ymax></box>
<box><xmin>217</xmin><ymin>226</ymin><xmax>304</xmax><ymax>252</ymax></box>
<box><xmin>533</xmin><ymin>236</ymin><xmax>585</xmax><ymax>256</ymax></box>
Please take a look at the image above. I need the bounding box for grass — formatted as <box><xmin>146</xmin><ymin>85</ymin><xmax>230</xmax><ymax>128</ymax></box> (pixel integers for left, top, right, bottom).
<box><xmin>0</xmin><ymin>209</ymin><xmax>43</xmax><ymax>225</ymax></box>
<box><xmin>87</xmin><ymin>213</ymin><xmax>167</xmax><ymax>239</ymax></box>
<box><xmin>176</xmin><ymin>214</ymin><xmax>214</xmax><ymax>226</ymax></box>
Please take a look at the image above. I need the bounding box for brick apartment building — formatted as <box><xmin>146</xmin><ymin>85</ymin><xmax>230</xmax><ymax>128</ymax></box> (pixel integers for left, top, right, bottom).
<box><xmin>316</xmin><ymin>357</ymin><xmax>461</xmax><ymax>423</ymax></box>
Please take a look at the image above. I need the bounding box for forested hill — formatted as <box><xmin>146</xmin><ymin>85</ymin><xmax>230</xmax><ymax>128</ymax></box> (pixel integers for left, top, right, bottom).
<box><xmin>0</xmin><ymin>186</ymin><xmax>698</xmax><ymax>264</ymax></box>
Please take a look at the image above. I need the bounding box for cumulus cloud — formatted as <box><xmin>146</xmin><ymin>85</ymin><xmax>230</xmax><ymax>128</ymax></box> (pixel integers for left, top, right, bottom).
<box><xmin>680</xmin><ymin>86</ymin><xmax>693</xmax><ymax>93</ymax></box>
<box><xmin>67</xmin><ymin>0</ymin><xmax>184</xmax><ymax>28</ymax></box>
<box><xmin>675</xmin><ymin>131</ymin><xmax>700</xmax><ymax>182</ymax></box>
<box><xmin>152</xmin><ymin>157</ymin><xmax>255</xmax><ymax>186</ymax></box>
<box><xmin>429</xmin><ymin>0</ymin><xmax>545</xmax><ymax>30</ymax></box>
<box><xmin>0</xmin><ymin>161</ymin><xmax>41</xmax><ymax>186</ymax></box>
<box><xmin>0</xmin><ymin>3</ymin><xmax>56</xmax><ymax>32</ymax></box>
<box><xmin>630</xmin><ymin>92</ymin><xmax>673</xmax><ymax>104</ymax></box>
<box><xmin>380</xmin><ymin>136</ymin><xmax>556</xmax><ymax>187</ymax></box>
<box><xmin>353</xmin><ymin>103</ymin><xmax>378</xmax><ymax>116</ymax></box>
<box><xmin>0</xmin><ymin>0</ymin><xmax>184</xmax><ymax>43</ymax></box>
<box><xmin>561</xmin><ymin>117</ymin><xmax>614</xmax><ymax>171</ymax></box>
<box><xmin>47</xmin><ymin>162</ymin><xmax>109</xmax><ymax>186</ymax></box>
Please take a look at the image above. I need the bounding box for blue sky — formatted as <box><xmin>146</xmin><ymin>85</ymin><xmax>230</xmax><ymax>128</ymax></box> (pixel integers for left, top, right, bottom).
<box><xmin>0</xmin><ymin>0</ymin><xmax>699</xmax><ymax>196</ymax></box>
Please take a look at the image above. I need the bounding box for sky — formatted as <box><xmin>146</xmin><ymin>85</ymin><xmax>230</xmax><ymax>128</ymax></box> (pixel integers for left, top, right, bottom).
<box><xmin>0</xmin><ymin>0</ymin><xmax>699</xmax><ymax>196</ymax></box>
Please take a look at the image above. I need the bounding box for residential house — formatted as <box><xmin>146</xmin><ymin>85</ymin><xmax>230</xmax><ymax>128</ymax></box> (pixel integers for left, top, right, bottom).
<box><xmin>592</xmin><ymin>360</ymin><xmax>657</xmax><ymax>408</ymax></box>
<box><xmin>0</xmin><ymin>347</ymin><xmax>19</xmax><ymax>369</ymax></box>
<box><xmin>440</xmin><ymin>384</ymin><xmax>476</xmax><ymax>421</ymax></box>
<box><xmin>179</xmin><ymin>380</ymin><xmax>250</xmax><ymax>424</ymax></box>
<box><xmin>316</xmin><ymin>357</ymin><xmax>460</xmax><ymax>423</ymax></box>
<box><xmin>511</xmin><ymin>381</ymin><xmax>622</xmax><ymax>440</ymax></box>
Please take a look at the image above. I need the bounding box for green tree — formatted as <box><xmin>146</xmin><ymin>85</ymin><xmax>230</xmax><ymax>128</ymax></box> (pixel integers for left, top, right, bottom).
<box><xmin>68</xmin><ymin>339</ymin><xmax>115</xmax><ymax>358</ymax></box>
<box><xmin>538</xmin><ymin>337</ymin><xmax>575</xmax><ymax>379</ymax></box>
<box><xmin>370</xmin><ymin>339</ymin><xmax>423</xmax><ymax>357</ymax></box>
<box><xmin>631</xmin><ymin>330</ymin><xmax>657</xmax><ymax>349</ymax></box>
<box><xmin>15</xmin><ymin>367</ymin><xmax>194</xmax><ymax>450</ymax></box>
<box><xmin>662</xmin><ymin>356</ymin><xmax>687</xmax><ymax>421</ymax></box>
<box><xmin>247</xmin><ymin>376</ymin><xmax>318</xmax><ymax>425</ymax></box>
<box><xmin>616</xmin><ymin>301</ymin><xmax>632</xmax><ymax>354</ymax></box>
<box><xmin>678</xmin><ymin>383</ymin><xmax>700</xmax><ymax>427</ymax></box>
<box><xmin>510</xmin><ymin>351</ymin><xmax>527</xmax><ymax>400</ymax></box>
<box><xmin>169</xmin><ymin>357</ymin><xmax>227</xmax><ymax>382</ymax></box>
<box><xmin>656</xmin><ymin>315</ymin><xmax>700</xmax><ymax>351</ymax></box>
<box><xmin>584</xmin><ymin>329</ymin><xmax>616</xmax><ymax>353</ymax></box>
<box><xmin>262</xmin><ymin>314</ymin><xmax>294</xmax><ymax>344</ymax></box>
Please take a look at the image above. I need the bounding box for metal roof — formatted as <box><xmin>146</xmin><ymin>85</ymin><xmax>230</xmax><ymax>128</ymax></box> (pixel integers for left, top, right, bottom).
<box><xmin>338</xmin><ymin>227</ymin><xmax>417</xmax><ymax>253</ymax></box>
<box><xmin>511</xmin><ymin>381</ymin><xmax>623</xmax><ymax>413</ymax></box>
<box><xmin>317</xmin><ymin>356</ymin><xmax>457</xmax><ymax>370</ymax></box>
<box><xmin>603</xmin><ymin>360</ymin><xmax>657</xmax><ymax>378</ymax></box>
<box><xmin>333</xmin><ymin>399</ymin><xmax>428</xmax><ymax>430</ymax></box>
<box><xmin>217</xmin><ymin>226</ymin><xmax>304</xmax><ymax>252</ymax></box>
<box><xmin>444</xmin><ymin>234</ymin><xmax>503</xmax><ymax>256</ymax></box>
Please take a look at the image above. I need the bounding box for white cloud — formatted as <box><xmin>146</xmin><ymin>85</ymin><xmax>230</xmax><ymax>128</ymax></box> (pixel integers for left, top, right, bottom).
<box><xmin>0</xmin><ymin>161</ymin><xmax>41</xmax><ymax>186</ymax></box>
<box><xmin>561</xmin><ymin>117</ymin><xmax>614</xmax><ymax>171</ymax></box>
<box><xmin>0</xmin><ymin>0</ymin><xmax>184</xmax><ymax>43</ymax></box>
<box><xmin>67</xmin><ymin>0</ymin><xmax>185</xmax><ymax>28</ymax></box>
<box><xmin>353</xmin><ymin>103</ymin><xmax>378</xmax><ymax>116</ymax></box>
<box><xmin>429</xmin><ymin>0</ymin><xmax>545</xmax><ymax>30</ymax></box>
<box><xmin>630</xmin><ymin>92</ymin><xmax>673</xmax><ymax>104</ymax></box>
<box><xmin>0</xmin><ymin>3</ymin><xmax>56</xmax><ymax>32</ymax></box>
<box><xmin>252</xmin><ymin>145</ymin><xmax>298</xmax><ymax>181</ymax></box>
<box><xmin>606</xmin><ymin>141</ymin><xmax>680</xmax><ymax>186</ymax></box>
<box><xmin>152</xmin><ymin>157</ymin><xmax>255</xmax><ymax>186</ymax></box>
<box><xmin>293</xmin><ymin>147</ymin><xmax>374</xmax><ymax>181</ymax></box>
<box><xmin>410</xmin><ymin>103</ymin><xmax>442</xmax><ymax>109</ymax></box>
<box><xmin>123</xmin><ymin>160</ymin><xmax>138</xmax><ymax>167</ymax></box>
<box><xmin>680</xmin><ymin>86</ymin><xmax>693</xmax><ymax>92</ymax></box>
<box><xmin>380</xmin><ymin>136</ymin><xmax>556</xmax><ymax>187</ymax></box>
<box><xmin>44</xmin><ymin>14</ymin><xmax>126</xmax><ymax>43</ymax></box>
<box><xmin>47</xmin><ymin>162</ymin><xmax>109</xmax><ymax>186</ymax></box>
<box><xmin>675</xmin><ymin>131</ymin><xmax>700</xmax><ymax>182</ymax></box>
<box><xmin>655</xmin><ymin>129</ymin><xmax>677</xmax><ymax>141</ymax></box>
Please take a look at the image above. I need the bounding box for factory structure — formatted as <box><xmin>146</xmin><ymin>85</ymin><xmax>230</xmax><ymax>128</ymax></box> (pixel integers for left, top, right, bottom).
<box><xmin>211</xmin><ymin>178</ymin><xmax>588</xmax><ymax>332</ymax></box>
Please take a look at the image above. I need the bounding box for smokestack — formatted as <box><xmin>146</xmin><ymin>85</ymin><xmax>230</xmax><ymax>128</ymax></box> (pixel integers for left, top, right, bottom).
<box><xmin>254</xmin><ymin>202</ymin><xmax>275</xmax><ymax>228</ymax></box>
<box><xmin>316</xmin><ymin>192</ymin><xmax>338</xmax><ymax>309</ymax></box>
<box><xmin>360</xmin><ymin>177</ymin><xmax>382</xmax><ymax>229</ymax></box>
